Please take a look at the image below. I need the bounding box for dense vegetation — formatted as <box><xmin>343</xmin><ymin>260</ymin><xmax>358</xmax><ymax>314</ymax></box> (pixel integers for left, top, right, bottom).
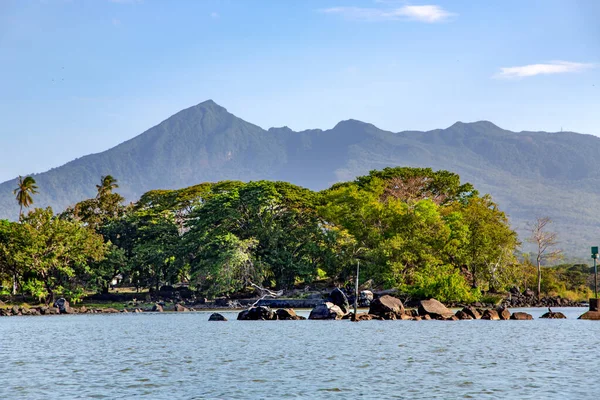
<box><xmin>0</xmin><ymin>100</ymin><xmax>600</xmax><ymax>257</ymax></box>
<box><xmin>0</xmin><ymin>167</ymin><xmax>593</xmax><ymax>304</ymax></box>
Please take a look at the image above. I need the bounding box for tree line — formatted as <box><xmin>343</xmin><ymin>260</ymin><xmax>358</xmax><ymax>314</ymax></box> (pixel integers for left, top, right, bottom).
<box><xmin>0</xmin><ymin>167</ymin><xmax>577</xmax><ymax>304</ymax></box>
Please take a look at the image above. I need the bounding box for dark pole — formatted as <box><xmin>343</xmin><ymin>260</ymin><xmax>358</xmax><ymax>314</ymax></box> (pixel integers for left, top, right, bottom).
<box><xmin>595</xmin><ymin>256</ymin><xmax>598</xmax><ymax>299</ymax></box>
<box><xmin>353</xmin><ymin>260</ymin><xmax>359</xmax><ymax>321</ymax></box>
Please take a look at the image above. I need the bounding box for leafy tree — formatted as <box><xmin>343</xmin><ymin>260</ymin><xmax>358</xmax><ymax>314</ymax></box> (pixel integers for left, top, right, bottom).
<box><xmin>0</xmin><ymin>220</ymin><xmax>20</xmax><ymax>294</ymax></box>
<box><xmin>455</xmin><ymin>195</ymin><xmax>519</xmax><ymax>291</ymax></box>
<box><xmin>12</xmin><ymin>208</ymin><xmax>106</xmax><ymax>303</ymax></box>
<box><xmin>184</xmin><ymin>181</ymin><xmax>333</xmax><ymax>291</ymax></box>
<box><xmin>13</xmin><ymin>175</ymin><xmax>38</xmax><ymax>219</ymax></box>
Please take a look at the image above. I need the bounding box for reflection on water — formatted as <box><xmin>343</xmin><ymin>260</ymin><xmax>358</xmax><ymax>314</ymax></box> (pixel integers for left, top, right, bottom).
<box><xmin>0</xmin><ymin>307</ymin><xmax>597</xmax><ymax>399</ymax></box>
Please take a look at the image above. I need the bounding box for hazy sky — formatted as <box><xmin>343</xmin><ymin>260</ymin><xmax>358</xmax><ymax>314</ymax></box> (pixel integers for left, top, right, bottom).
<box><xmin>1</xmin><ymin>0</ymin><xmax>599</xmax><ymax>182</ymax></box>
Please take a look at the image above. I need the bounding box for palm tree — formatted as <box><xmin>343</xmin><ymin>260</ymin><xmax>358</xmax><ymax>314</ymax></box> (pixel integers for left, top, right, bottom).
<box><xmin>13</xmin><ymin>175</ymin><xmax>38</xmax><ymax>219</ymax></box>
<box><xmin>96</xmin><ymin>175</ymin><xmax>119</xmax><ymax>199</ymax></box>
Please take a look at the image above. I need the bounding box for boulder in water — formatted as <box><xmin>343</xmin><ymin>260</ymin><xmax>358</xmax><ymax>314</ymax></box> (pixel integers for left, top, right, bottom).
<box><xmin>369</xmin><ymin>295</ymin><xmax>405</xmax><ymax>319</ymax></box>
<box><xmin>461</xmin><ymin>306</ymin><xmax>481</xmax><ymax>320</ymax></box>
<box><xmin>496</xmin><ymin>307</ymin><xmax>511</xmax><ymax>320</ymax></box>
<box><xmin>308</xmin><ymin>302</ymin><xmax>345</xmax><ymax>320</ymax></box>
<box><xmin>275</xmin><ymin>308</ymin><xmax>304</xmax><ymax>320</ymax></box>
<box><xmin>327</xmin><ymin>288</ymin><xmax>350</xmax><ymax>314</ymax></box>
<box><xmin>455</xmin><ymin>310</ymin><xmax>473</xmax><ymax>320</ymax></box>
<box><xmin>208</xmin><ymin>313</ymin><xmax>228</xmax><ymax>321</ymax></box>
<box><xmin>481</xmin><ymin>309</ymin><xmax>500</xmax><ymax>320</ymax></box>
<box><xmin>418</xmin><ymin>299</ymin><xmax>453</xmax><ymax>319</ymax></box>
<box><xmin>540</xmin><ymin>311</ymin><xmax>567</xmax><ymax>319</ymax></box>
<box><xmin>510</xmin><ymin>312</ymin><xmax>533</xmax><ymax>320</ymax></box>
<box><xmin>578</xmin><ymin>311</ymin><xmax>600</xmax><ymax>320</ymax></box>
<box><xmin>237</xmin><ymin>306</ymin><xmax>276</xmax><ymax>320</ymax></box>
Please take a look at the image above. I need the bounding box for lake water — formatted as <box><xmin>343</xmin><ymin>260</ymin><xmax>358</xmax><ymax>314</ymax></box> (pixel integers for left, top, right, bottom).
<box><xmin>1</xmin><ymin>307</ymin><xmax>599</xmax><ymax>399</ymax></box>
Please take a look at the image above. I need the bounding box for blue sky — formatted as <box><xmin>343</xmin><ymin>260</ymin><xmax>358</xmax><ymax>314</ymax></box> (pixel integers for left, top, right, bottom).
<box><xmin>1</xmin><ymin>0</ymin><xmax>599</xmax><ymax>182</ymax></box>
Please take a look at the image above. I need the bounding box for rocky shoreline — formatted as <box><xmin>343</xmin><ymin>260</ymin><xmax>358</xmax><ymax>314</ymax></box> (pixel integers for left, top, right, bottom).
<box><xmin>0</xmin><ymin>287</ymin><xmax>588</xmax><ymax>319</ymax></box>
<box><xmin>208</xmin><ymin>289</ymin><xmax>574</xmax><ymax>322</ymax></box>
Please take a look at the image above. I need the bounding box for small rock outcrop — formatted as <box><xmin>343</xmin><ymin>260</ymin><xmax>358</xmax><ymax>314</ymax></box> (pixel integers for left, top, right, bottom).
<box><xmin>461</xmin><ymin>306</ymin><xmax>481</xmax><ymax>320</ymax></box>
<box><xmin>540</xmin><ymin>311</ymin><xmax>567</xmax><ymax>319</ymax></box>
<box><xmin>53</xmin><ymin>298</ymin><xmax>72</xmax><ymax>314</ymax></box>
<box><xmin>510</xmin><ymin>312</ymin><xmax>533</xmax><ymax>320</ymax></box>
<box><xmin>327</xmin><ymin>288</ymin><xmax>350</xmax><ymax>315</ymax></box>
<box><xmin>418</xmin><ymin>299</ymin><xmax>453</xmax><ymax>319</ymax></box>
<box><xmin>275</xmin><ymin>308</ymin><xmax>305</xmax><ymax>320</ymax></box>
<box><xmin>369</xmin><ymin>295</ymin><xmax>405</xmax><ymax>319</ymax></box>
<box><xmin>152</xmin><ymin>303</ymin><xmax>164</xmax><ymax>312</ymax></box>
<box><xmin>496</xmin><ymin>307</ymin><xmax>511</xmax><ymax>320</ymax></box>
<box><xmin>208</xmin><ymin>313</ymin><xmax>228</xmax><ymax>321</ymax></box>
<box><xmin>174</xmin><ymin>304</ymin><xmax>190</xmax><ymax>312</ymax></box>
<box><xmin>308</xmin><ymin>302</ymin><xmax>345</xmax><ymax>320</ymax></box>
<box><xmin>579</xmin><ymin>311</ymin><xmax>600</xmax><ymax>320</ymax></box>
<box><xmin>359</xmin><ymin>290</ymin><xmax>374</xmax><ymax>307</ymax></box>
<box><xmin>455</xmin><ymin>310</ymin><xmax>472</xmax><ymax>320</ymax></box>
<box><xmin>481</xmin><ymin>309</ymin><xmax>500</xmax><ymax>320</ymax></box>
<box><xmin>237</xmin><ymin>306</ymin><xmax>276</xmax><ymax>320</ymax></box>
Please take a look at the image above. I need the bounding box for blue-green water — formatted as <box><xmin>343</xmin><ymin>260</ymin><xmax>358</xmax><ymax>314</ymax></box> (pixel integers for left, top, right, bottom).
<box><xmin>1</xmin><ymin>307</ymin><xmax>598</xmax><ymax>399</ymax></box>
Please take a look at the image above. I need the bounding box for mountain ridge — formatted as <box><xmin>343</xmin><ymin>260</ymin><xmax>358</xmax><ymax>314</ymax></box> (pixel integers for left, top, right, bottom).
<box><xmin>1</xmin><ymin>100</ymin><xmax>598</xmax><ymax>256</ymax></box>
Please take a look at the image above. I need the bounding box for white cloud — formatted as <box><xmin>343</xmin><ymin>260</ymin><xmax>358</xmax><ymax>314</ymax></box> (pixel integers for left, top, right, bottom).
<box><xmin>321</xmin><ymin>5</ymin><xmax>456</xmax><ymax>23</ymax></box>
<box><xmin>494</xmin><ymin>61</ymin><xmax>596</xmax><ymax>79</ymax></box>
<box><xmin>112</xmin><ymin>18</ymin><xmax>121</xmax><ymax>26</ymax></box>
<box><xmin>210</xmin><ymin>12</ymin><xmax>219</xmax><ymax>19</ymax></box>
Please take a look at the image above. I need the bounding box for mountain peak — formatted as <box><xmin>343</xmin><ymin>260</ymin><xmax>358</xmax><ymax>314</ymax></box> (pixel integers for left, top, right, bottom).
<box><xmin>333</xmin><ymin>119</ymin><xmax>371</xmax><ymax>130</ymax></box>
<box><xmin>447</xmin><ymin>120</ymin><xmax>507</xmax><ymax>135</ymax></box>
<box><xmin>193</xmin><ymin>99</ymin><xmax>228</xmax><ymax>113</ymax></box>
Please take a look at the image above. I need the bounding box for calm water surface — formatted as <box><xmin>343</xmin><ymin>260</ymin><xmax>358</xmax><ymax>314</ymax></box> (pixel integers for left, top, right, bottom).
<box><xmin>1</xmin><ymin>307</ymin><xmax>599</xmax><ymax>399</ymax></box>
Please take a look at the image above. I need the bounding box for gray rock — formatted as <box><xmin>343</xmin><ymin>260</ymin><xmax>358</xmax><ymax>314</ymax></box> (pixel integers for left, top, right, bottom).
<box><xmin>308</xmin><ymin>302</ymin><xmax>345</xmax><ymax>320</ymax></box>
<box><xmin>327</xmin><ymin>288</ymin><xmax>350</xmax><ymax>314</ymax></box>
<box><xmin>237</xmin><ymin>306</ymin><xmax>276</xmax><ymax>320</ymax></box>
<box><xmin>53</xmin><ymin>298</ymin><xmax>72</xmax><ymax>314</ymax></box>
<box><xmin>418</xmin><ymin>299</ymin><xmax>453</xmax><ymax>319</ymax></box>
<box><xmin>359</xmin><ymin>290</ymin><xmax>374</xmax><ymax>307</ymax></box>
<box><xmin>369</xmin><ymin>295</ymin><xmax>405</xmax><ymax>319</ymax></box>
<box><xmin>208</xmin><ymin>313</ymin><xmax>228</xmax><ymax>321</ymax></box>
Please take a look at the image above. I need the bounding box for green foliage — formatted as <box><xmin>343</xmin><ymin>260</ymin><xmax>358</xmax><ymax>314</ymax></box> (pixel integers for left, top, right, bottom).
<box><xmin>406</xmin><ymin>264</ymin><xmax>481</xmax><ymax>304</ymax></box>
<box><xmin>7</xmin><ymin>208</ymin><xmax>107</xmax><ymax>303</ymax></box>
<box><xmin>0</xmin><ymin>168</ymin><xmax>532</xmax><ymax>304</ymax></box>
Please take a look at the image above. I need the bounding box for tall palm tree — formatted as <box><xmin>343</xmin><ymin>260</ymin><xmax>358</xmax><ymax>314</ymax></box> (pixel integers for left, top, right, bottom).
<box><xmin>13</xmin><ymin>175</ymin><xmax>38</xmax><ymax>219</ymax></box>
<box><xmin>96</xmin><ymin>175</ymin><xmax>119</xmax><ymax>199</ymax></box>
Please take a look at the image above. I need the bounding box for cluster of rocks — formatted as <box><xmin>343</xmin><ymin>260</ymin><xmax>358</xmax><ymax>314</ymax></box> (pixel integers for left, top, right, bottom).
<box><xmin>235</xmin><ymin>307</ymin><xmax>305</xmax><ymax>321</ymax></box>
<box><xmin>500</xmin><ymin>288</ymin><xmax>580</xmax><ymax>308</ymax></box>
<box><xmin>228</xmin><ymin>289</ymin><xmax>545</xmax><ymax>322</ymax></box>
